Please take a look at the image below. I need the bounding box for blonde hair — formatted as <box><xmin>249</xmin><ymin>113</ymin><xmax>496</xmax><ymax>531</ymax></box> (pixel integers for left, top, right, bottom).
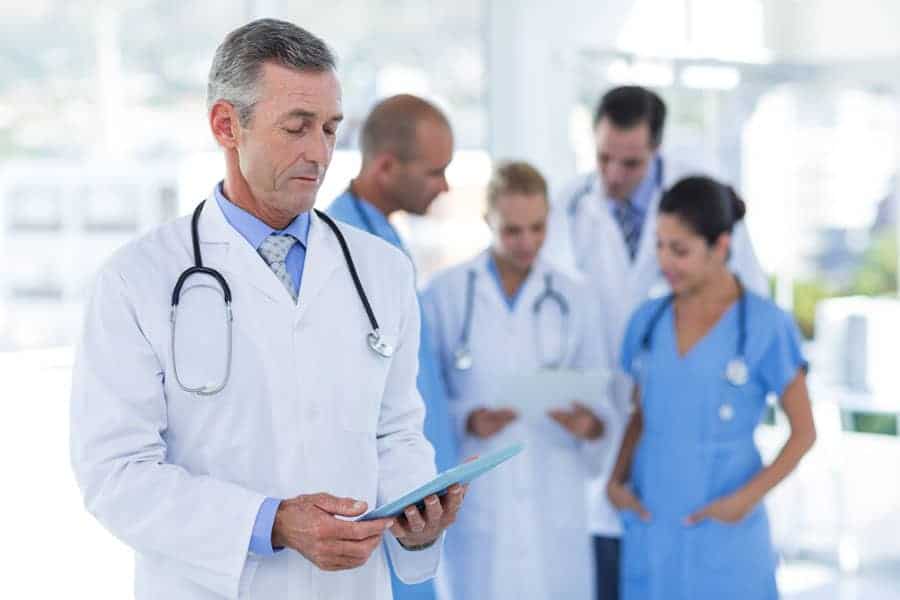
<box><xmin>486</xmin><ymin>161</ymin><xmax>548</xmax><ymax>212</ymax></box>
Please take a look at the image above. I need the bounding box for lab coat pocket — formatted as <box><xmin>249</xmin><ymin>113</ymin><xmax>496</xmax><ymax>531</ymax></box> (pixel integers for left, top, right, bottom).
<box><xmin>620</xmin><ymin>510</ymin><xmax>650</xmax><ymax>579</ymax></box>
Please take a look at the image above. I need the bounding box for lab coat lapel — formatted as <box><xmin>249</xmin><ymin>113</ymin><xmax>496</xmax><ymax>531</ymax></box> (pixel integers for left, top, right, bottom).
<box><xmin>632</xmin><ymin>188</ymin><xmax>661</xmax><ymax>283</ymax></box>
<box><xmin>295</xmin><ymin>211</ymin><xmax>343</xmax><ymax>319</ymax></box>
<box><xmin>198</xmin><ymin>191</ymin><xmax>302</xmax><ymax>306</ymax></box>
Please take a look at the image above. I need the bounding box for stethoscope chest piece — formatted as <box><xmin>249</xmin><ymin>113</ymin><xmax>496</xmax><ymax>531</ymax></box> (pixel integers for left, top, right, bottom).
<box><xmin>453</xmin><ymin>346</ymin><xmax>473</xmax><ymax>371</ymax></box>
<box><xmin>368</xmin><ymin>330</ymin><xmax>394</xmax><ymax>358</ymax></box>
<box><xmin>725</xmin><ymin>357</ymin><xmax>749</xmax><ymax>387</ymax></box>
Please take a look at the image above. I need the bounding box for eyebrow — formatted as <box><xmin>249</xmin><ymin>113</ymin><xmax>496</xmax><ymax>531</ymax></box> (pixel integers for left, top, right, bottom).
<box><xmin>280</xmin><ymin>109</ymin><xmax>344</xmax><ymax>123</ymax></box>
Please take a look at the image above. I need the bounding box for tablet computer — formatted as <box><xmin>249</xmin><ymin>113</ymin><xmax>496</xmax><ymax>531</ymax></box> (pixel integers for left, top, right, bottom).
<box><xmin>357</xmin><ymin>443</ymin><xmax>524</xmax><ymax>521</ymax></box>
<box><xmin>496</xmin><ymin>369</ymin><xmax>610</xmax><ymax>420</ymax></box>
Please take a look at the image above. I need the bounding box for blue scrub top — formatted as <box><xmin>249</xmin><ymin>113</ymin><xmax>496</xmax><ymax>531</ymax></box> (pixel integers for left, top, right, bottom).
<box><xmin>617</xmin><ymin>290</ymin><xmax>806</xmax><ymax>600</ymax></box>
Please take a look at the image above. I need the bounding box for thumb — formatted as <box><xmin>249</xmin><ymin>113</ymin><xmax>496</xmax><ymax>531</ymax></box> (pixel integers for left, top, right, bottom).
<box><xmin>313</xmin><ymin>494</ymin><xmax>367</xmax><ymax>516</ymax></box>
<box><xmin>684</xmin><ymin>506</ymin><xmax>708</xmax><ymax>526</ymax></box>
<box><xmin>634</xmin><ymin>502</ymin><xmax>652</xmax><ymax>522</ymax></box>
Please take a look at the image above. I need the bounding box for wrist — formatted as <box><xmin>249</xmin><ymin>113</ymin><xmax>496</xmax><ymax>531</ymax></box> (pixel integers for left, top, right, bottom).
<box><xmin>271</xmin><ymin>501</ymin><xmax>288</xmax><ymax>549</ymax></box>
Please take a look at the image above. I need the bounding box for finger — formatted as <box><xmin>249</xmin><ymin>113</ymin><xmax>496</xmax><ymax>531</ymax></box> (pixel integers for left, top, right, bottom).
<box><xmin>684</xmin><ymin>507</ymin><xmax>708</xmax><ymax>526</ymax></box>
<box><xmin>333</xmin><ymin>517</ymin><xmax>394</xmax><ymax>541</ymax></box>
<box><xmin>442</xmin><ymin>483</ymin><xmax>465</xmax><ymax>518</ymax></box>
<box><xmin>313</xmin><ymin>494</ymin><xmax>367</xmax><ymax>517</ymax></box>
<box><xmin>496</xmin><ymin>408</ymin><xmax>518</xmax><ymax>419</ymax></box>
<box><xmin>323</xmin><ymin>536</ymin><xmax>381</xmax><ymax>562</ymax></box>
<box><xmin>403</xmin><ymin>504</ymin><xmax>427</xmax><ymax>533</ymax></box>
<box><xmin>390</xmin><ymin>518</ymin><xmax>410</xmax><ymax>539</ymax></box>
<box><xmin>635</xmin><ymin>503</ymin><xmax>652</xmax><ymax>522</ymax></box>
<box><xmin>571</xmin><ymin>401</ymin><xmax>592</xmax><ymax>414</ymax></box>
<box><xmin>423</xmin><ymin>494</ymin><xmax>444</xmax><ymax>525</ymax></box>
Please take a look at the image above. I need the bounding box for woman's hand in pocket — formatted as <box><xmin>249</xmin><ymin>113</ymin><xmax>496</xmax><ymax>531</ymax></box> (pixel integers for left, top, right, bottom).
<box><xmin>607</xmin><ymin>480</ymin><xmax>651</xmax><ymax>522</ymax></box>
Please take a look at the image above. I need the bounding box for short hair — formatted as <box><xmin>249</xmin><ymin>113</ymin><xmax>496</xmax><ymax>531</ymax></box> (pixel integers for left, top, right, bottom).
<box><xmin>207</xmin><ymin>18</ymin><xmax>336</xmax><ymax>126</ymax></box>
<box><xmin>486</xmin><ymin>161</ymin><xmax>549</xmax><ymax>212</ymax></box>
<box><xmin>592</xmin><ymin>85</ymin><xmax>667</xmax><ymax>147</ymax></box>
<box><xmin>360</xmin><ymin>94</ymin><xmax>451</xmax><ymax>162</ymax></box>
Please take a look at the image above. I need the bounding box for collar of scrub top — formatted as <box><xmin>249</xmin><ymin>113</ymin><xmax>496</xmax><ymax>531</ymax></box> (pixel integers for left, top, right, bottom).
<box><xmin>567</xmin><ymin>154</ymin><xmax>664</xmax><ymax>219</ymax></box>
<box><xmin>214</xmin><ymin>182</ymin><xmax>311</xmax><ymax>254</ymax></box>
<box><xmin>485</xmin><ymin>253</ymin><xmax>527</xmax><ymax>310</ymax></box>
<box><xmin>344</xmin><ymin>183</ymin><xmax>408</xmax><ymax>251</ymax></box>
<box><xmin>638</xmin><ymin>274</ymin><xmax>749</xmax><ymax>385</ymax></box>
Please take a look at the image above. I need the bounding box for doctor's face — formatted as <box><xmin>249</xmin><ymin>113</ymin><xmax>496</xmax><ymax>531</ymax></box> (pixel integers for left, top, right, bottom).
<box><xmin>227</xmin><ymin>62</ymin><xmax>343</xmax><ymax>220</ymax></box>
<box><xmin>487</xmin><ymin>192</ymin><xmax>548</xmax><ymax>272</ymax></box>
<box><xmin>594</xmin><ymin>118</ymin><xmax>656</xmax><ymax>201</ymax></box>
<box><xmin>657</xmin><ymin>213</ymin><xmax>730</xmax><ymax>295</ymax></box>
<box><xmin>385</xmin><ymin>119</ymin><xmax>453</xmax><ymax>216</ymax></box>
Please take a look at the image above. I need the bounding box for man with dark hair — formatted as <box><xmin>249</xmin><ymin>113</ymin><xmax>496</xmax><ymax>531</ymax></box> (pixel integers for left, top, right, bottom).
<box><xmin>71</xmin><ymin>20</ymin><xmax>464</xmax><ymax>599</ymax></box>
<box><xmin>543</xmin><ymin>85</ymin><xmax>767</xmax><ymax>600</ymax></box>
<box><xmin>327</xmin><ymin>95</ymin><xmax>456</xmax><ymax>600</ymax></box>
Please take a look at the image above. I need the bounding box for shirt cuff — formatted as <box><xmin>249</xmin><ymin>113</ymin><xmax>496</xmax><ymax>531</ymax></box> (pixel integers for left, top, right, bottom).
<box><xmin>249</xmin><ymin>497</ymin><xmax>283</xmax><ymax>556</ymax></box>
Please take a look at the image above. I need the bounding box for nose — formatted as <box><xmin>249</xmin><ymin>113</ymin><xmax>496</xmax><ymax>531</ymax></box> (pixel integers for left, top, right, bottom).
<box><xmin>303</xmin><ymin>130</ymin><xmax>332</xmax><ymax>170</ymax></box>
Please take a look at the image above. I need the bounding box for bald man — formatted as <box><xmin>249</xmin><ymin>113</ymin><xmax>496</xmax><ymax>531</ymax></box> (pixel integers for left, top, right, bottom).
<box><xmin>328</xmin><ymin>95</ymin><xmax>456</xmax><ymax>600</ymax></box>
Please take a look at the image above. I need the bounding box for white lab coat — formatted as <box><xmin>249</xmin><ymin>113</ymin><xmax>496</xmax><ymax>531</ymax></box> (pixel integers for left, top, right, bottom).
<box><xmin>541</xmin><ymin>158</ymin><xmax>769</xmax><ymax>538</ymax></box>
<box><xmin>70</xmin><ymin>190</ymin><xmax>441</xmax><ymax>599</ymax></box>
<box><xmin>422</xmin><ymin>252</ymin><xmax>614</xmax><ymax>600</ymax></box>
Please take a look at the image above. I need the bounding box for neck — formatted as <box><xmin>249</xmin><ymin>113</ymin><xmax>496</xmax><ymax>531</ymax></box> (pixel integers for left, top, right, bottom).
<box><xmin>491</xmin><ymin>251</ymin><xmax>531</xmax><ymax>297</ymax></box>
<box><xmin>223</xmin><ymin>155</ymin><xmax>296</xmax><ymax>230</ymax></box>
<box><xmin>677</xmin><ymin>267</ymin><xmax>738</xmax><ymax>308</ymax></box>
<box><xmin>351</xmin><ymin>174</ymin><xmax>396</xmax><ymax>218</ymax></box>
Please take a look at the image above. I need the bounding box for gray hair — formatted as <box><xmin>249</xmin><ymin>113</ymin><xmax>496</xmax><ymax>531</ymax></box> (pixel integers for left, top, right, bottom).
<box><xmin>207</xmin><ymin>18</ymin><xmax>336</xmax><ymax>125</ymax></box>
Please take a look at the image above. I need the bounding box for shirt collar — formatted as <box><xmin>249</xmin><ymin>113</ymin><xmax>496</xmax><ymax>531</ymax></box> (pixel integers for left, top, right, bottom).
<box><xmin>345</xmin><ymin>185</ymin><xmax>406</xmax><ymax>249</ymax></box>
<box><xmin>214</xmin><ymin>182</ymin><xmax>310</xmax><ymax>250</ymax></box>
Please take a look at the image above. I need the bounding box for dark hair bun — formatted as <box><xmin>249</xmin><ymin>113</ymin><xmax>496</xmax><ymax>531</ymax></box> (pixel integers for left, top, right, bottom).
<box><xmin>660</xmin><ymin>176</ymin><xmax>745</xmax><ymax>245</ymax></box>
<box><xmin>726</xmin><ymin>185</ymin><xmax>746</xmax><ymax>223</ymax></box>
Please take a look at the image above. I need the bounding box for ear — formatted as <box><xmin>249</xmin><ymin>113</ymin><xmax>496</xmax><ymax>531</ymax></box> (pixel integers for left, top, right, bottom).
<box><xmin>714</xmin><ymin>232</ymin><xmax>732</xmax><ymax>262</ymax></box>
<box><xmin>209</xmin><ymin>101</ymin><xmax>241</xmax><ymax>150</ymax></box>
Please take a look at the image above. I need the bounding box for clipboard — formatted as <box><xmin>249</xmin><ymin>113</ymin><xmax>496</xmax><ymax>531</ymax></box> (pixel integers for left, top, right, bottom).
<box><xmin>357</xmin><ymin>443</ymin><xmax>524</xmax><ymax>521</ymax></box>
<box><xmin>495</xmin><ymin>369</ymin><xmax>610</xmax><ymax>420</ymax></box>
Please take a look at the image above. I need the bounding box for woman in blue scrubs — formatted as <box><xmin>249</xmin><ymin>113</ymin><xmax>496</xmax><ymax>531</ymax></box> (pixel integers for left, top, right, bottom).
<box><xmin>607</xmin><ymin>176</ymin><xmax>817</xmax><ymax>600</ymax></box>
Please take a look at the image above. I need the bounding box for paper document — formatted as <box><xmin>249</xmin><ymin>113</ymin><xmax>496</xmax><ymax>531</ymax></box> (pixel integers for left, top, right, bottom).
<box><xmin>496</xmin><ymin>369</ymin><xmax>611</xmax><ymax>420</ymax></box>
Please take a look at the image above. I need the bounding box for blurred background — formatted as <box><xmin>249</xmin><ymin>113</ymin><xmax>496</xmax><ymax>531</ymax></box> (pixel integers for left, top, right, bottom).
<box><xmin>2</xmin><ymin>1</ymin><xmax>900</xmax><ymax>597</ymax></box>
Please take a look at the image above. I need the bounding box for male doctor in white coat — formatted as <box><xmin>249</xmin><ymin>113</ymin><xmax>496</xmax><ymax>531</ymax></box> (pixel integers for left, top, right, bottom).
<box><xmin>542</xmin><ymin>85</ymin><xmax>768</xmax><ymax>600</ymax></box>
<box><xmin>70</xmin><ymin>19</ymin><xmax>464</xmax><ymax>600</ymax></box>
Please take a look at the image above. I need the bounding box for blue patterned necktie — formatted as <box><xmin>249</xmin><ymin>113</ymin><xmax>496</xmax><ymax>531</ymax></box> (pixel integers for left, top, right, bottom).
<box><xmin>613</xmin><ymin>199</ymin><xmax>642</xmax><ymax>261</ymax></box>
<box><xmin>258</xmin><ymin>233</ymin><xmax>298</xmax><ymax>300</ymax></box>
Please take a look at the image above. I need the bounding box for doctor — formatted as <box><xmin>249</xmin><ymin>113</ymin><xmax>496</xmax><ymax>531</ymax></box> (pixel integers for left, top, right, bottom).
<box><xmin>70</xmin><ymin>19</ymin><xmax>464</xmax><ymax>600</ymax></box>
<box><xmin>607</xmin><ymin>176</ymin><xmax>816</xmax><ymax>599</ymax></box>
<box><xmin>328</xmin><ymin>95</ymin><xmax>457</xmax><ymax>600</ymax></box>
<box><xmin>424</xmin><ymin>161</ymin><xmax>612</xmax><ymax>600</ymax></box>
<box><xmin>542</xmin><ymin>85</ymin><xmax>769</xmax><ymax>600</ymax></box>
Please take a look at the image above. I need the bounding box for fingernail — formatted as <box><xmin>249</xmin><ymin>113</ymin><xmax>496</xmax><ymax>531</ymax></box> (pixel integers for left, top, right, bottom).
<box><xmin>451</xmin><ymin>487</ymin><xmax>462</xmax><ymax>495</ymax></box>
<box><xmin>353</xmin><ymin>501</ymin><xmax>365</xmax><ymax>511</ymax></box>
<box><xmin>385</xmin><ymin>520</ymin><xmax>395</xmax><ymax>529</ymax></box>
<box><xmin>426</xmin><ymin>496</ymin><xmax>438</xmax><ymax>505</ymax></box>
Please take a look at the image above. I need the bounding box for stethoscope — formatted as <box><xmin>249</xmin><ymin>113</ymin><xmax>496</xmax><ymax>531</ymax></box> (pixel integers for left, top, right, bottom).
<box><xmin>453</xmin><ymin>267</ymin><xmax>571</xmax><ymax>371</ymax></box>
<box><xmin>632</xmin><ymin>276</ymin><xmax>749</xmax><ymax>422</ymax></box>
<box><xmin>170</xmin><ymin>200</ymin><xmax>393</xmax><ymax>396</ymax></box>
